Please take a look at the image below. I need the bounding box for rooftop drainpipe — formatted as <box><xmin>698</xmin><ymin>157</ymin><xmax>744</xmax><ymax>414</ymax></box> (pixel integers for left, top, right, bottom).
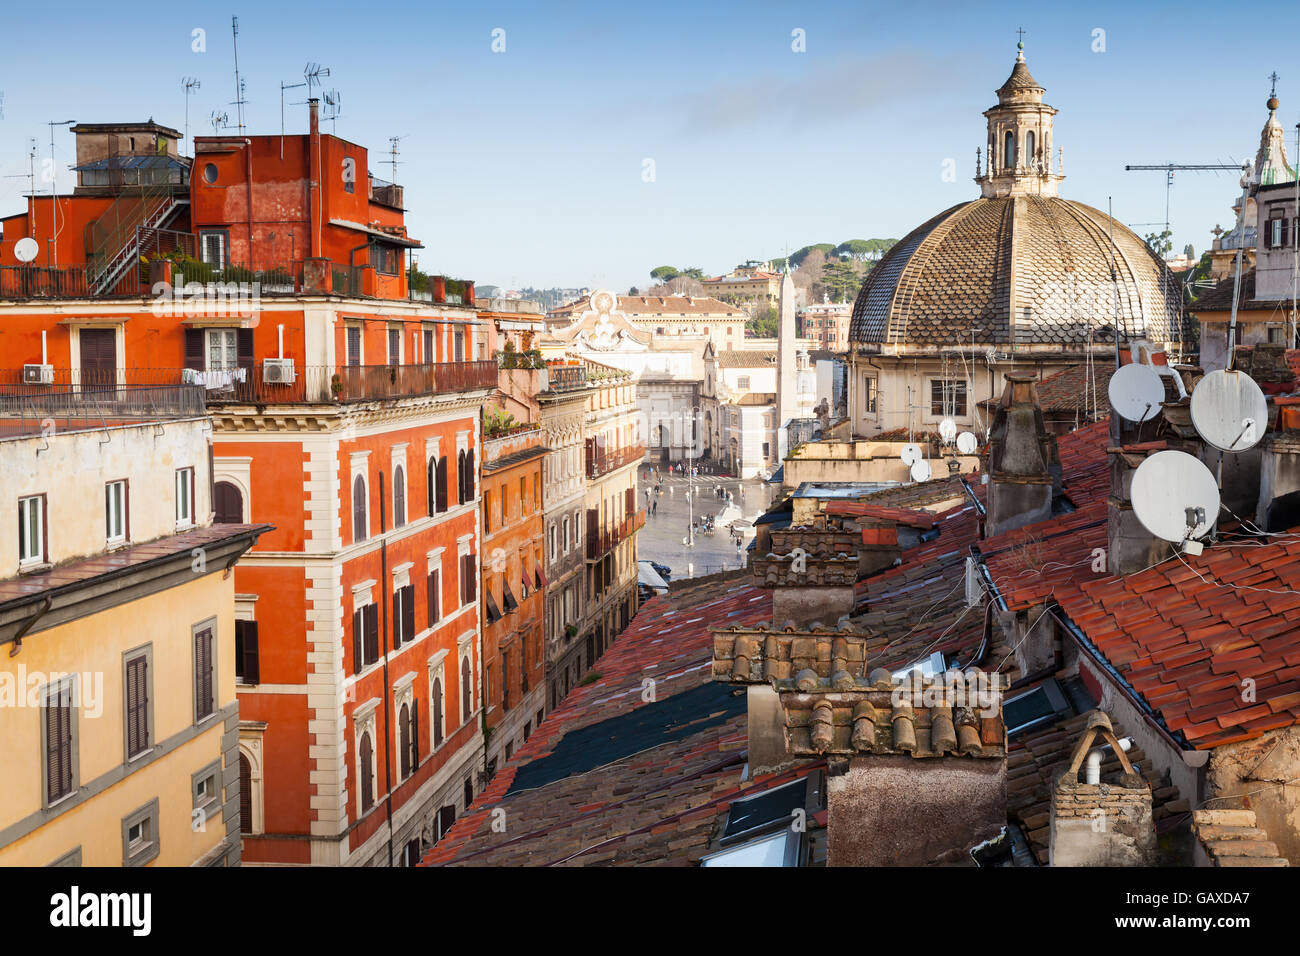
<box><xmin>307</xmin><ymin>98</ymin><xmax>321</xmax><ymax>259</ymax></box>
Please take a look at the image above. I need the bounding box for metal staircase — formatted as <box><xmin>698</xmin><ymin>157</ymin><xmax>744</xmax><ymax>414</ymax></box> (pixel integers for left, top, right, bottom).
<box><xmin>84</xmin><ymin>182</ymin><xmax>188</xmax><ymax>294</ymax></box>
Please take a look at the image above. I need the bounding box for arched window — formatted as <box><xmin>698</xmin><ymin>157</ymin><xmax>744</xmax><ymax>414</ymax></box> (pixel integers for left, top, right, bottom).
<box><xmin>1004</xmin><ymin>130</ymin><xmax>1015</xmax><ymax>169</ymax></box>
<box><xmin>214</xmin><ymin>481</ymin><xmax>243</xmax><ymax>523</ymax></box>
<box><xmin>432</xmin><ymin>677</ymin><xmax>444</xmax><ymax>747</ymax></box>
<box><xmin>457</xmin><ymin>451</ymin><xmax>467</xmax><ymax>505</ymax></box>
<box><xmin>461</xmin><ymin>657</ymin><xmax>472</xmax><ymax>721</ymax></box>
<box><xmin>1025</xmin><ymin>130</ymin><xmax>1036</xmax><ymax>168</ymax></box>
<box><xmin>359</xmin><ymin>730</ymin><xmax>374</xmax><ymax>812</ymax></box>
<box><xmin>239</xmin><ymin>753</ymin><xmax>252</xmax><ymax>834</ymax></box>
<box><xmin>427</xmin><ymin>457</ymin><xmax>436</xmax><ymax>515</ymax></box>
<box><xmin>394</xmin><ymin>465</ymin><xmax>406</xmax><ymax>527</ymax></box>
<box><xmin>399</xmin><ymin>702</ymin><xmax>413</xmax><ymax>778</ymax></box>
<box><xmin>353</xmin><ymin>474</ymin><xmax>368</xmax><ymax>541</ymax></box>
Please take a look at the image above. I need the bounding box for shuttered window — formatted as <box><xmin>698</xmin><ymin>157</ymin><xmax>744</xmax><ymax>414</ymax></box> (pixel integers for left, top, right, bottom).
<box><xmin>239</xmin><ymin>753</ymin><xmax>253</xmax><ymax>833</ymax></box>
<box><xmin>461</xmin><ymin>657</ymin><xmax>472</xmax><ymax>721</ymax></box>
<box><xmin>394</xmin><ymin>465</ymin><xmax>406</xmax><ymax>526</ymax></box>
<box><xmin>460</xmin><ymin>553</ymin><xmax>476</xmax><ymax>606</ymax></box>
<box><xmin>125</xmin><ymin>653</ymin><xmax>149</xmax><ymax>758</ymax></box>
<box><xmin>427</xmin><ymin>569</ymin><xmax>440</xmax><ymax>626</ymax></box>
<box><xmin>79</xmin><ymin>328</ymin><xmax>117</xmax><ymax>387</ymax></box>
<box><xmin>431</xmin><ymin>677</ymin><xmax>444</xmax><ymax>747</ymax></box>
<box><xmin>194</xmin><ymin>625</ymin><xmax>215</xmax><ymax>721</ymax></box>
<box><xmin>43</xmin><ymin>680</ymin><xmax>75</xmax><ymax>804</ymax></box>
<box><xmin>393</xmin><ymin>585</ymin><xmax>415</xmax><ymax>648</ymax></box>
<box><xmin>346</xmin><ymin>326</ymin><xmax>362</xmax><ymax>367</ymax></box>
<box><xmin>435</xmin><ymin>456</ymin><xmax>448</xmax><ymax>512</ymax></box>
<box><xmin>213</xmin><ymin>481</ymin><xmax>243</xmax><ymax>523</ymax></box>
<box><xmin>456</xmin><ymin>451</ymin><xmax>466</xmax><ymax>505</ymax></box>
<box><xmin>359</xmin><ymin>731</ymin><xmax>374</xmax><ymax>812</ymax></box>
<box><xmin>387</xmin><ymin>328</ymin><xmax>401</xmax><ymax>365</ymax></box>
<box><xmin>399</xmin><ymin>703</ymin><xmax>413</xmax><ymax>778</ymax></box>
<box><xmin>464</xmin><ymin>449</ymin><xmax>475</xmax><ymax>500</ymax></box>
<box><xmin>364</xmin><ymin>604</ymin><xmax>379</xmax><ymax>667</ymax></box>
<box><xmin>235</xmin><ymin>620</ymin><xmax>260</xmax><ymax>684</ymax></box>
<box><xmin>352</xmin><ymin>474</ymin><xmax>368</xmax><ymax>541</ymax></box>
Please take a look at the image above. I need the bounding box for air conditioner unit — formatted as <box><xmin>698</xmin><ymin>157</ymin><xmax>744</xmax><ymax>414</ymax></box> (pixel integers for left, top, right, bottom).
<box><xmin>23</xmin><ymin>363</ymin><xmax>53</xmax><ymax>385</ymax></box>
<box><xmin>262</xmin><ymin>358</ymin><xmax>296</xmax><ymax>384</ymax></box>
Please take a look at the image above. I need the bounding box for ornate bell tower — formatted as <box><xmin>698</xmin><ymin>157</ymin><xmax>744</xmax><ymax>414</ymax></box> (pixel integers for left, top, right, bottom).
<box><xmin>977</xmin><ymin>39</ymin><xmax>1065</xmax><ymax>199</ymax></box>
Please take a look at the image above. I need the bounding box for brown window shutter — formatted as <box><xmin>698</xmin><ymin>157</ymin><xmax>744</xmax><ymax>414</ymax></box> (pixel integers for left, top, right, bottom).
<box><xmin>239</xmin><ymin>753</ymin><xmax>253</xmax><ymax>833</ymax></box>
<box><xmin>432</xmin><ymin>678</ymin><xmax>443</xmax><ymax>746</ymax></box>
<box><xmin>352</xmin><ymin>608</ymin><xmax>364</xmax><ymax>673</ymax></box>
<box><xmin>426</xmin><ymin>458</ymin><xmax>435</xmax><ymax>515</ymax></box>
<box><xmin>392</xmin><ymin>592</ymin><xmax>403</xmax><ymax>649</ymax></box>
<box><xmin>236</xmin><ymin>328</ymin><xmax>255</xmax><ymax>374</ymax></box>
<box><xmin>214</xmin><ymin>481</ymin><xmax>243</xmax><ymax>524</ymax></box>
<box><xmin>237</xmin><ymin>620</ymin><xmax>260</xmax><ymax>684</ymax></box>
<box><xmin>184</xmin><ymin>328</ymin><xmax>206</xmax><ymax>370</ymax></box>
<box><xmin>456</xmin><ymin>451</ymin><xmax>465</xmax><ymax>504</ymax></box>
<box><xmin>346</xmin><ymin>327</ymin><xmax>361</xmax><ymax>367</ymax></box>
<box><xmin>359</xmin><ymin>732</ymin><xmax>373</xmax><ymax>811</ymax></box>
<box><xmin>427</xmin><ymin>570</ymin><xmax>440</xmax><ymax>626</ymax></box>
<box><xmin>399</xmin><ymin>704</ymin><xmax>411</xmax><ymax>778</ymax></box>
<box><xmin>411</xmin><ymin>699</ymin><xmax>420</xmax><ymax>771</ymax></box>
<box><xmin>465</xmin><ymin>449</ymin><xmax>475</xmax><ymax>500</ymax></box>
<box><xmin>437</xmin><ymin>456</ymin><xmax>448</xmax><ymax>512</ymax></box>
<box><xmin>461</xmin><ymin>658</ymin><xmax>472</xmax><ymax>721</ymax></box>
<box><xmin>352</xmin><ymin>475</ymin><xmax>367</xmax><ymax>541</ymax></box>
<box><xmin>402</xmin><ymin>587</ymin><xmax>415</xmax><ymax>644</ymax></box>
<box><xmin>364</xmin><ymin>603</ymin><xmax>379</xmax><ymax>664</ymax></box>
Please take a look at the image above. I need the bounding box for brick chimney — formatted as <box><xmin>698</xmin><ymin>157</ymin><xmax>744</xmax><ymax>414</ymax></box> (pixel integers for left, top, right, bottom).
<box><xmin>754</xmin><ymin>526</ymin><xmax>859</xmax><ymax>628</ymax></box>
<box><xmin>985</xmin><ymin>372</ymin><xmax>1060</xmax><ymax>538</ymax></box>
<box><xmin>307</xmin><ymin>98</ymin><xmax>321</xmax><ymax>260</ymax></box>
<box><xmin>711</xmin><ymin>625</ymin><xmax>1008</xmax><ymax>862</ymax></box>
<box><xmin>1049</xmin><ymin>711</ymin><xmax>1154</xmax><ymax>866</ymax></box>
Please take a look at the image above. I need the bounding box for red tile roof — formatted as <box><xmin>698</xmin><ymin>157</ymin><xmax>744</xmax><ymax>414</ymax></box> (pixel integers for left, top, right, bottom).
<box><xmin>823</xmin><ymin>501</ymin><xmax>937</xmax><ymax>528</ymax></box>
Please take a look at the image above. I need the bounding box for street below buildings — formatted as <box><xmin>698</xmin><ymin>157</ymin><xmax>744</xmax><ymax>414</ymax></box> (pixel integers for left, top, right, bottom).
<box><xmin>636</xmin><ymin>466</ymin><xmax>777</xmax><ymax>580</ymax></box>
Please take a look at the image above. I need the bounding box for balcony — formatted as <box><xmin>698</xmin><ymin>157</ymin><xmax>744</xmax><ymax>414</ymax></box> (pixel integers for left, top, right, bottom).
<box><xmin>0</xmin><ymin>384</ymin><xmax>203</xmax><ymax>440</ymax></box>
<box><xmin>545</xmin><ymin>364</ymin><xmax>585</xmax><ymax>392</ymax></box>
<box><xmin>585</xmin><ymin>510</ymin><xmax>645</xmax><ymax>562</ymax></box>
<box><xmin>0</xmin><ymin>361</ymin><xmax>497</xmax><ymax>406</ymax></box>
<box><xmin>585</xmin><ymin>442</ymin><xmax>645</xmax><ymax>480</ymax></box>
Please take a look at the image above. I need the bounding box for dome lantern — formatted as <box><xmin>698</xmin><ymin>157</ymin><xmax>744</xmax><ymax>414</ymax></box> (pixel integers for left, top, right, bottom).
<box><xmin>978</xmin><ymin>43</ymin><xmax>1064</xmax><ymax>199</ymax></box>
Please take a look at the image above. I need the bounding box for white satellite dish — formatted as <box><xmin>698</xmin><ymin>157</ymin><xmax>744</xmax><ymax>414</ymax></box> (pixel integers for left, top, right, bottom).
<box><xmin>900</xmin><ymin>443</ymin><xmax>923</xmax><ymax>466</ymax></box>
<box><xmin>956</xmin><ymin>431</ymin><xmax>978</xmax><ymax>455</ymax></box>
<box><xmin>1131</xmin><ymin>450</ymin><xmax>1219</xmax><ymax>543</ymax></box>
<box><xmin>939</xmin><ymin>418</ymin><xmax>957</xmax><ymax>442</ymax></box>
<box><xmin>1189</xmin><ymin>369</ymin><xmax>1268</xmax><ymax>452</ymax></box>
<box><xmin>909</xmin><ymin>459</ymin><xmax>932</xmax><ymax>482</ymax></box>
<box><xmin>1107</xmin><ymin>363</ymin><xmax>1166</xmax><ymax>423</ymax></box>
<box><xmin>13</xmin><ymin>237</ymin><xmax>38</xmax><ymax>263</ymax></box>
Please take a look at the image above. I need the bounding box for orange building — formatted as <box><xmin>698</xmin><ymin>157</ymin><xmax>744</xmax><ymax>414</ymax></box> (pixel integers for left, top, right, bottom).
<box><xmin>479</xmin><ymin>425</ymin><xmax>547</xmax><ymax>776</ymax></box>
<box><xmin>0</xmin><ymin>102</ymin><xmax>493</xmax><ymax>866</ymax></box>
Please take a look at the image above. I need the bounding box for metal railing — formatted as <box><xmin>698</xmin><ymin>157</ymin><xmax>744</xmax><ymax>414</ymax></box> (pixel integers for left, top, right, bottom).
<box><xmin>545</xmin><ymin>365</ymin><xmax>585</xmax><ymax>391</ymax></box>
<box><xmin>0</xmin><ymin>361</ymin><xmax>497</xmax><ymax>406</ymax></box>
<box><xmin>585</xmin><ymin>442</ymin><xmax>646</xmax><ymax>479</ymax></box>
<box><xmin>0</xmin><ymin>384</ymin><xmax>204</xmax><ymax>439</ymax></box>
<box><xmin>585</xmin><ymin>510</ymin><xmax>645</xmax><ymax>562</ymax></box>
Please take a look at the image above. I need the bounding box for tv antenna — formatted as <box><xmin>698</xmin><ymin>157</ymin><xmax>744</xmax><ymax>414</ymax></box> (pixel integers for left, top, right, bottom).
<box><xmin>304</xmin><ymin>62</ymin><xmax>331</xmax><ymax>98</ymax></box>
<box><xmin>182</xmin><ymin>77</ymin><xmax>201</xmax><ymax>155</ymax></box>
<box><xmin>280</xmin><ymin>79</ymin><xmax>307</xmax><ymax>158</ymax></box>
<box><xmin>322</xmin><ymin>90</ymin><xmax>342</xmax><ymax>133</ymax></box>
<box><xmin>1124</xmin><ymin>161</ymin><xmax>1247</xmax><ymax>242</ymax></box>
<box><xmin>1107</xmin><ymin>362</ymin><xmax>1166</xmax><ymax>423</ymax></box>
<box><xmin>3</xmin><ymin>138</ymin><xmax>38</xmax><ymax>200</ymax></box>
<box><xmin>210</xmin><ymin>110</ymin><xmax>230</xmax><ymax>135</ymax></box>
<box><xmin>231</xmin><ymin>17</ymin><xmax>246</xmax><ymax>134</ymax></box>
<box><xmin>387</xmin><ymin>135</ymin><xmax>405</xmax><ymax>183</ymax></box>
<box><xmin>1189</xmin><ymin>369</ymin><xmax>1268</xmax><ymax>452</ymax></box>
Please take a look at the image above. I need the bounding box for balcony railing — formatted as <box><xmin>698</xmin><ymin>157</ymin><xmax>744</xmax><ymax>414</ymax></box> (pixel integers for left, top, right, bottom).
<box><xmin>545</xmin><ymin>365</ymin><xmax>585</xmax><ymax>392</ymax></box>
<box><xmin>585</xmin><ymin>510</ymin><xmax>645</xmax><ymax>562</ymax></box>
<box><xmin>0</xmin><ymin>384</ymin><xmax>204</xmax><ymax>440</ymax></box>
<box><xmin>585</xmin><ymin>442</ymin><xmax>646</xmax><ymax>479</ymax></box>
<box><xmin>0</xmin><ymin>361</ymin><xmax>497</xmax><ymax>406</ymax></box>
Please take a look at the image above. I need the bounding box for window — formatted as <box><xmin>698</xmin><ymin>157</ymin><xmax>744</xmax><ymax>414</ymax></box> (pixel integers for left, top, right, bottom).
<box><xmin>388</xmin><ymin>328</ymin><xmax>401</xmax><ymax>365</ymax></box>
<box><xmin>1025</xmin><ymin>130</ymin><xmax>1036</xmax><ymax>165</ymax></box>
<box><xmin>1270</xmin><ymin>218</ymin><xmax>1286</xmax><ymax>249</ymax></box>
<box><xmin>930</xmin><ymin>379</ymin><xmax>968</xmax><ymax>417</ymax></box>
<box><xmin>18</xmin><ymin>494</ymin><xmax>45</xmax><ymax>565</ymax></box>
<box><xmin>235</xmin><ymin>619</ymin><xmax>260</xmax><ymax>684</ymax></box>
<box><xmin>1003</xmin><ymin>130</ymin><xmax>1015</xmax><ymax>169</ymax></box>
<box><xmin>199</xmin><ymin>229</ymin><xmax>226</xmax><ymax>268</ymax></box>
<box><xmin>121</xmin><ymin>799</ymin><xmax>160</xmax><ymax>867</ymax></box>
<box><xmin>427</xmin><ymin>568</ymin><xmax>441</xmax><ymax>626</ymax></box>
<box><xmin>435</xmin><ymin>455</ymin><xmax>448</xmax><ymax>512</ymax></box>
<box><xmin>353</xmin><ymin>603</ymin><xmax>380</xmax><ymax>673</ymax></box>
<box><xmin>214</xmin><ymin>481</ymin><xmax>243</xmax><ymax>523</ymax></box>
<box><xmin>431</xmin><ymin>676</ymin><xmax>445</xmax><ymax>747</ymax></box>
<box><xmin>123</xmin><ymin>647</ymin><xmax>152</xmax><ymax>760</ymax></box>
<box><xmin>464</xmin><ymin>778</ymin><xmax>473</xmax><ymax>807</ymax></box>
<box><xmin>737</xmin><ymin>375</ymin><xmax>751</xmax><ymax>390</ymax></box>
<box><xmin>175</xmin><ymin>467</ymin><xmax>194</xmax><ymax>527</ymax></box>
<box><xmin>460</xmin><ymin>552</ymin><xmax>477</xmax><ymax>606</ymax></box>
<box><xmin>206</xmin><ymin>328</ymin><xmax>238</xmax><ymax>371</ymax></box>
<box><xmin>483</xmin><ymin>489</ymin><xmax>492</xmax><ymax>533</ymax></box>
<box><xmin>238</xmin><ymin>754</ymin><xmax>253</xmax><ymax>834</ymax></box>
<box><xmin>105</xmin><ymin>479</ymin><xmax>128</xmax><ymax>544</ymax></box>
<box><xmin>202</xmin><ymin>163</ymin><xmax>218</xmax><ymax>185</ymax></box>
<box><xmin>42</xmin><ymin>677</ymin><xmax>76</xmax><ymax>806</ymax></box>
<box><xmin>353</xmin><ymin>474</ymin><xmax>368</xmax><ymax>541</ymax></box>
<box><xmin>520</xmin><ymin>477</ymin><xmax>527</xmax><ymax>516</ymax></box>
<box><xmin>454</xmin><ymin>330</ymin><xmax>464</xmax><ymax>362</ymax></box>
<box><xmin>461</xmin><ymin>657</ymin><xmax>473</xmax><ymax>721</ymax></box>
<box><xmin>423</xmin><ymin>329</ymin><xmax>435</xmax><ymax>364</ymax></box>
<box><xmin>393</xmin><ymin>585</ymin><xmax>415</xmax><ymax>648</ymax></box>
<box><xmin>193</xmin><ymin>622</ymin><xmax>216</xmax><ymax>722</ymax></box>
<box><xmin>358</xmin><ymin>730</ymin><xmax>375</xmax><ymax>812</ymax></box>
<box><xmin>370</xmin><ymin>243</ymin><xmax>399</xmax><ymax>275</ymax></box>
<box><xmin>399</xmin><ymin>702</ymin><xmax>418</xmax><ymax>779</ymax></box>
<box><xmin>394</xmin><ymin>464</ymin><xmax>406</xmax><ymax>527</ymax></box>
<box><xmin>192</xmin><ymin>760</ymin><xmax>220</xmax><ymax>829</ymax></box>
<box><xmin>863</xmin><ymin>376</ymin><xmax>878</xmax><ymax>413</ymax></box>
<box><xmin>548</xmin><ymin>525</ymin><xmax>556</xmax><ymax>561</ymax></box>
<box><xmin>346</xmin><ymin>326</ymin><xmax>362</xmax><ymax>367</ymax></box>
<box><xmin>762</xmin><ymin>441</ymin><xmax>770</xmax><ymax>459</ymax></box>
<box><xmin>563</xmin><ymin>517</ymin><xmax>570</xmax><ymax>552</ymax></box>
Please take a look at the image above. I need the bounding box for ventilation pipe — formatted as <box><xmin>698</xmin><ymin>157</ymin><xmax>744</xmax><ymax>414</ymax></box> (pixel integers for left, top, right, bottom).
<box><xmin>1085</xmin><ymin>736</ymin><xmax>1133</xmax><ymax>784</ymax></box>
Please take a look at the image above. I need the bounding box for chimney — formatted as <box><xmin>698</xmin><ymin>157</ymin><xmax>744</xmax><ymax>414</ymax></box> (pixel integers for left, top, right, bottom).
<box><xmin>754</xmin><ymin>525</ymin><xmax>858</xmax><ymax>629</ymax></box>
<box><xmin>1256</xmin><ymin>396</ymin><xmax>1300</xmax><ymax>532</ymax></box>
<box><xmin>1049</xmin><ymin>711</ymin><xmax>1154</xmax><ymax>866</ymax></box>
<box><xmin>985</xmin><ymin>372</ymin><xmax>1060</xmax><ymax>537</ymax></box>
<box><xmin>711</xmin><ymin>626</ymin><xmax>1008</xmax><ymax>863</ymax></box>
<box><xmin>307</xmin><ymin>98</ymin><xmax>321</xmax><ymax>260</ymax></box>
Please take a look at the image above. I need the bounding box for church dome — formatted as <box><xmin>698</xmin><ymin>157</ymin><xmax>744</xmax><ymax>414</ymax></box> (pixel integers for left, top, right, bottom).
<box><xmin>849</xmin><ymin>50</ymin><xmax>1186</xmax><ymax>351</ymax></box>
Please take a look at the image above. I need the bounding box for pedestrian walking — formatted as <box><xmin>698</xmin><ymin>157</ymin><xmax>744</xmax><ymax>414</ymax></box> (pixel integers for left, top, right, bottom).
<box><xmin>652</xmin><ymin>500</ymin><xmax>657</xmax><ymax>515</ymax></box>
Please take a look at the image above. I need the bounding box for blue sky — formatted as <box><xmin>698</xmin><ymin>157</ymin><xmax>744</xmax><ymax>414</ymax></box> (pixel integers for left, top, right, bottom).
<box><xmin>1</xmin><ymin>0</ymin><xmax>1295</xmax><ymax>292</ymax></box>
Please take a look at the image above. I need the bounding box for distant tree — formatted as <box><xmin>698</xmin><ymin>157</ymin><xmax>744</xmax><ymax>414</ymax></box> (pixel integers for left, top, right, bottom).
<box><xmin>747</xmin><ymin>306</ymin><xmax>778</xmax><ymax>337</ymax></box>
<box><xmin>650</xmin><ymin>265</ymin><xmax>680</xmax><ymax>282</ymax></box>
<box><xmin>821</xmin><ymin>261</ymin><xmax>863</xmax><ymax>302</ymax></box>
<box><xmin>679</xmin><ymin>266</ymin><xmax>707</xmax><ymax>281</ymax></box>
<box><xmin>769</xmin><ymin>256</ymin><xmax>788</xmax><ymax>272</ymax></box>
<box><xmin>1144</xmin><ymin>230</ymin><xmax>1173</xmax><ymax>260</ymax></box>
<box><xmin>1183</xmin><ymin>243</ymin><xmax>1195</xmax><ymax>259</ymax></box>
<box><xmin>790</xmin><ymin>243</ymin><xmax>836</xmax><ymax>268</ymax></box>
<box><xmin>628</xmin><ymin>286</ymin><xmax>640</xmax><ymax>295</ymax></box>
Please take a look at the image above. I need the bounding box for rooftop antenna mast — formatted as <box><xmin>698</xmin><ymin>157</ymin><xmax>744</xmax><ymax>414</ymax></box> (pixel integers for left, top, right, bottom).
<box><xmin>304</xmin><ymin>62</ymin><xmax>331</xmax><ymax>99</ymax></box>
<box><xmin>182</xmin><ymin>77</ymin><xmax>201</xmax><ymax>156</ymax></box>
<box><xmin>210</xmin><ymin>110</ymin><xmax>230</xmax><ymax>136</ymax></box>
<box><xmin>387</xmin><ymin>135</ymin><xmax>404</xmax><ymax>183</ymax></box>
<box><xmin>3</xmin><ymin>138</ymin><xmax>39</xmax><ymax>206</ymax></box>
<box><xmin>231</xmin><ymin>17</ymin><xmax>246</xmax><ymax>134</ymax></box>
<box><xmin>280</xmin><ymin>79</ymin><xmax>307</xmax><ymax>159</ymax></box>
<box><xmin>322</xmin><ymin>89</ymin><xmax>342</xmax><ymax>134</ymax></box>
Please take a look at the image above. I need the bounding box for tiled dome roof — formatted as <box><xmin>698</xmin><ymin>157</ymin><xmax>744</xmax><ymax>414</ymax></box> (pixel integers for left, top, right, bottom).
<box><xmin>847</xmin><ymin>196</ymin><xmax>1187</xmax><ymax>349</ymax></box>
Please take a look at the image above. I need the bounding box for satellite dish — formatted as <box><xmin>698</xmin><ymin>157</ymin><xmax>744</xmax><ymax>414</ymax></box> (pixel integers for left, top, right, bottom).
<box><xmin>13</xmin><ymin>237</ymin><xmax>38</xmax><ymax>263</ymax></box>
<box><xmin>939</xmin><ymin>418</ymin><xmax>957</xmax><ymax>442</ymax></box>
<box><xmin>910</xmin><ymin>459</ymin><xmax>932</xmax><ymax>482</ymax></box>
<box><xmin>1131</xmin><ymin>450</ymin><xmax>1219</xmax><ymax>543</ymax></box>
<box><xmin>900</xmin><ymin>443</ymin><xmax>923</xmax><ymax>466</ymax></box>
<box><xmin>956</xmin><ymin>431</ymin><xmax>978</xmax><ymax>455</ymax></box>
<box><xmin>1107</xmin><ymin>363</ymin><xmax>1165</xmax><ymax>423</ymax></box>
<box><xmin>1189</xmin><ymin>369</ymin><xmax>1268</xmax><ymax>452</ymax></box>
